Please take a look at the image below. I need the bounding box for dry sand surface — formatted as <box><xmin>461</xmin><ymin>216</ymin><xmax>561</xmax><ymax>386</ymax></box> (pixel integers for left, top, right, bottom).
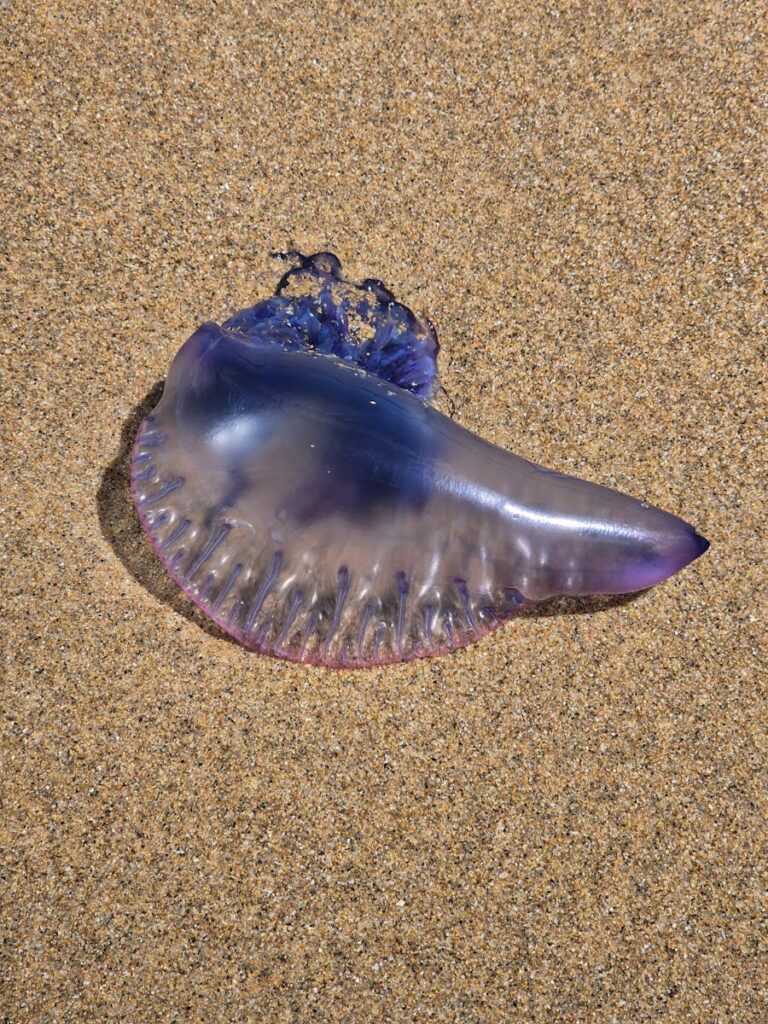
<box><xmin>2</xmin><ymin>2</ymin><xmax>766</xmax><ymax>1021</ymax></box>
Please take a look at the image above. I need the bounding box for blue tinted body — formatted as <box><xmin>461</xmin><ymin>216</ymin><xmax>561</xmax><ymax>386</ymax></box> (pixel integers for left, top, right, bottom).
<box><xmin>131</xmin><ymin>253</ymin><xmax>708</xmax><ymax>665</ymax></box>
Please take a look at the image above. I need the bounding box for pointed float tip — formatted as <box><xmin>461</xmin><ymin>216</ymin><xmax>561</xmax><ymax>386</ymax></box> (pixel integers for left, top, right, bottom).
<box><xmin>614</xmin><ymin>521</ymin><xmax>710</xmax><ymax>594</ymax></box>
<box><xmin>664</xmin><ymin>525</ymin><xmax>710</xmax><ymax>583</ymax></box>
<box><xmin>693</xmin><ymin>531</ymin><xmax>710</xmax><ymax>558</ymax></box>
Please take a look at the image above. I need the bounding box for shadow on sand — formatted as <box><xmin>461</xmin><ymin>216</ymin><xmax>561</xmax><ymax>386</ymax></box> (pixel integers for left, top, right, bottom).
<box><xmin>97</xmin><ymin>381</ymin><xmax>239</xmax><ymax>645</ymax></box>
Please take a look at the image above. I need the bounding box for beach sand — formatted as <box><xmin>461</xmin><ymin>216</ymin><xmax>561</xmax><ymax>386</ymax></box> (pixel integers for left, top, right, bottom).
<box><xmin>3</xmin><ymin>2</ymin><xmax>765</xmax><ymax>1020</ymax></box>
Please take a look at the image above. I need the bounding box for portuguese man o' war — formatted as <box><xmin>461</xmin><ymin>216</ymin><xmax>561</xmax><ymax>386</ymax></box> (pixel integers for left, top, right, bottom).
<box><xmin>131</xmin><ymin>251</ymin><xmax>709</xmax><ymax>667</ymax></box>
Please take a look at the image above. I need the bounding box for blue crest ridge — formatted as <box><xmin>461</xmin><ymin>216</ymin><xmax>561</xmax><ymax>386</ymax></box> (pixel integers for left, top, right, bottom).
<box><xmin>222</xmin><ymin>251</ymin><xmax>439</xmax><ymax>398</ymax></box>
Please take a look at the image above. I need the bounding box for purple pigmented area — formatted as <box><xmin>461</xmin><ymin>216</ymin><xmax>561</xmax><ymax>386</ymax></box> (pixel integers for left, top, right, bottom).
<box><xmin>223</xmin><ymin>251</ymin><xmax>439</xmax><ymax>399</ymax></box>
<box><xmin>130</xmin><ymin>251</ymin><xmax>709</xmax><ymax>667</ymax></box>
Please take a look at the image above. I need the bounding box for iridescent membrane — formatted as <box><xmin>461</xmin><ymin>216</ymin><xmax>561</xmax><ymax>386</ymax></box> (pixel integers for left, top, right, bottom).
<box><xmin>131</xmin><ymin>251</ymin><xmax>709</xmax><ymax>666</ymax></box>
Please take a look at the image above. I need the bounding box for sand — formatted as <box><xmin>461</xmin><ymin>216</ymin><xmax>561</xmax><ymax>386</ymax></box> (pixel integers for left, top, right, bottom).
<box><xmin>2</xmin><ymin>2</ymin><xmax>766</xmax><ymax>1021</ymax></box>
